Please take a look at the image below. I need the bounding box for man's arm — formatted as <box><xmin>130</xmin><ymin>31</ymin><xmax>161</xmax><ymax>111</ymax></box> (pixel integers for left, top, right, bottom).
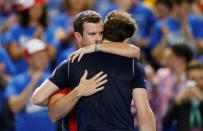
<box><xmin>48</xmin><ymin>70</ymin><xmax>107</xmax><ymax>122</ymax></box>
<box><xmin>98</xmin><ymin>41</ymin><xmax>140</xmax><ymax>58</ymax></box>
<box><xmin>69</xmin><ymin>41</ymin><xmax>140</xmax><ymax>62</ymax></box>
<box><xmin>133</xmin><ymin>88</ymin><xmax>156</xmax><ymax>131</ymax></box>
<box><xmin>32</xmin><ymin>60</ymin><xmax>70</xmax><ymax>106</ymax></box>
<box><xmin>32</xmin><ymin>79</ymin><xmax>59</xmax><ymax>106</ymax></box>
<box><xmin>9</xmin><ymin>71</ymin><xmax>42</xmax><ymax>112</ymax></box>
<box><xmin>9</xmin><ymin>81</ymin><xmax>36</xmax><ymax>113</ymax></box>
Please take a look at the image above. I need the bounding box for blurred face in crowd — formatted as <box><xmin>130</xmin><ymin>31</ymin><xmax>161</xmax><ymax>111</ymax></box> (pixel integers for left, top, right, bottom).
<box><xmin>188</xmin><ymin>68</ymin><xmax>203</xmax><ymax>90</ymax></box>
<box><xmin>84</xmin><ymin>0</ymin><xmax>95</xmax><ymax>9</ymax></box>
<box><xmin>27</xmin><ymin>51</ymin><xmax>48</xmax><ymax>71</ymax></box>
<box><xmin>174</xmin><ymin>2</ymin><xmax>192</xmax><ymax>17</ymax></box>
<box><xmin>179</xmin><ymin>2</ymin><xmax>192</xmax><ymax>17</ymax></box>
<box><xmin>75</xmin><ymin>21</ymin><xmax>103</xmax><ymax>48</ymax></box>
<box><xmin>115</xmin><ymin>0</ymin><xmax>133</xmax><ymax>10</ymax></box>
<box><xmin>68</xmin><ymin>0</ymin><xmax>85</xmax><ymax>11</ymax></box>
<box><xmin>155</xmin><ymin>3</ymin><xmax>170</xmax><ymax>19</ymax></box>
<box><xmin>162</xmin><ymin>48</ymin><xmax>184</xmax><ymax>70</ymax></box>
<box><xmin>29</xmin><ymin>3</ymin><xmax>43</xmax><ymax>21</ymax></box>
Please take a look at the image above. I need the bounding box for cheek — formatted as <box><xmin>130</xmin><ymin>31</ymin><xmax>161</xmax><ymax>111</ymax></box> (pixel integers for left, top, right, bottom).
<box><xmin>29</xmin><ymin>7</ymin><xmax>42</xmax><ymax>18</ymax></box>
<box><xmin>39</xmin><ymin>55</ymin><xmax>48</xmax><ymax>63</ymax></box>
<box><xmin>82</xmin><ymin>36</ymin><xmax>94</xmax><ymax>45</ymax></box>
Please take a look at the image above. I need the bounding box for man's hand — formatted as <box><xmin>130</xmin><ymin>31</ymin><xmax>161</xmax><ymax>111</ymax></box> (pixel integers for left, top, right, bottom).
<box><xmin>69</xmin><ymin>44</ymin><xmax>95</xmax><ymax>63</ymax></box>
<box><xmin>31</xmin><ymin>71</ymin><xmax>43</xmax><ymax>85</ymax></box>
<box><xmin>176</xmin><ymin>87</ymin><xmax>203</xmax><ymax>105</ymax></box>
<box><xmin>76</xmin><ymin>70</ymin><xmax>107</xmax><ymax>97</ymax></box>
<box><xmin>69</xmin><ymin>44</ymin><xmax>95</xmax><ymax>62</ymax></box>
<box><xmin>34</xmin><ymin>26</ymin><xmax>44</xmax><ymax>39</ymax></box>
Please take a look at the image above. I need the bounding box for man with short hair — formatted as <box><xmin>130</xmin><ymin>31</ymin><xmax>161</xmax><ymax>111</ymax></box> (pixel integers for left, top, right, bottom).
<box><xmin>32</xmin><ymin>10</ymin><xmax>141</xmax><ymax>131</ymax></box>
<box><xmin>48</xmin><ymin>10</ymin><xmax>155</xmax><ymax>131</ymax></box>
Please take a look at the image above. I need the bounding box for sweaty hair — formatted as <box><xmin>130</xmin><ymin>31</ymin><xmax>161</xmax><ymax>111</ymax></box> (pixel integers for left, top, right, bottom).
<box><xmin>171</xmin><ymin>44</ymin><xmax>193</xmax><ymax>63</ymax></box>
<box><xmin>73</xmin><ymin>10</ymin><xmax>102</xmax><ymax>35</ymax></box>
<box><xmin>103</xmin><ymin>10</ymin><xmax>137</xmax><ymax>42</ymax></box>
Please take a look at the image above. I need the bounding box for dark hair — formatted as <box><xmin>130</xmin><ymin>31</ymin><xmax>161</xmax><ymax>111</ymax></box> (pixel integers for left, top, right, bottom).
<box><xmin>172</xmin><ymin>0</ymin><xmax>194</xmax><ymax>5</ymax></box>
<box><xmin>18</xmin><ymin>4</ymin><xmax>47</xmax><ymax>28</ymax></box>
<box><xmin>171</xmin><ymin>44</ymin><xmax>193</xmax><ymax>63</ymax></box>
<box><xmin>103</xmin><ymin>10</ymin><xmax>136</xmax><ymax>42</ymax></box>
<box><xmin>73</xmin><ymin>10</ymin><xmax>102</xmax><ymax>35</ymax></box>
<box><xmin>156</xmin><ymin>0</ymin><xmax>172</xmax><ymax>9</ymax></box>
<box><xmin>186</xmin><ymin>60</ymin><xmax>203</xmax><ymax>76</ymax></box>
<box><xmin>18</xmin><ymin>9</ymin><xmax>29</xmax><ymax>27</ymax></box>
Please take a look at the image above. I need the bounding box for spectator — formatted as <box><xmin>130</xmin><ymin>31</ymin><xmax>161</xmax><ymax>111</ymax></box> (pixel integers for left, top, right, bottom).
<box><xmin>101</xmin><ymin>0</ymin><xmax>156</xmax><ymax>50</ymax></box>
<box><xmin>50</xmin><ymin>0</ymin><xmax>90</xmax><ymax>65</ymax></box>
<box><xmin>4</xmin><ymin>39</ymin><xmax>56</xmax><ymax>131</ymax></box>
<box><xmin>0</xmin><ymin>0</ymin><xmax>17</xmax><ymax>47</ymax></box>
<box><xmin>154</xmin><ymin>0</ymin><xmax>172</xmax><ymax>20</ymax></box>
<box><xmin>0</xmin><ymin>47</ymin><xmax>16</xmax><ymax>131</ymax></box>
<box><xmin>163</xmin><ymin>60</ymin><xmax>203</xmax><ymax>131</ymax></box>
<box><xmin>149</xmin><ymin>0</ymin><xmax>203</xmax><ymax>65</ymax></box>
<box><xmin>5</xmin><ymin>0</ymin><xmax>56</xmax><ymax>74</ymax></box>
<box><xmin>147</xmin><ymin>44</ymin><xmax>193</xmax><ymax>130</ymax></box>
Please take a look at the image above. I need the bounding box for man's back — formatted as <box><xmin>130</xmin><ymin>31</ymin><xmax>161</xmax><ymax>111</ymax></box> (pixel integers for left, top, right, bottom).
<box><xmin>67</xmin><ymin>52</ymin><xmax>146</xmax><ymax>131</ymax></box>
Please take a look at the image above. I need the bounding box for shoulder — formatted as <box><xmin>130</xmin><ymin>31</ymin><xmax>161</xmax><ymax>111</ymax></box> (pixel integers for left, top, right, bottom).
<box><xmin>6</xmin><ymin>72</ymin><xmax>28</xmax><ymax>92</ymax></box>
<box><xmin>188</xmin><ymin>15</ymin><xmax>203</xmax><ymax>26</ymax></box>
<box><xmin>134</xmin><ymin>60</ymin><xmax>144</xmax><ymax>70</ymax></box>
<box><xmin>0</xmin><ymin>48</ymin><xmax>8</xmax><ymax>57</ymax></box>
<box><xmin>50</xmin><ymin>59</ymin><xmax>70</xmax><ymax>77</ymax></box>
<box><xmin>12</xmin><ymin>72</ymin><xmax>28</xmax><ymax>83</ymax></box>
<box><xmin>9</xmin><ymin>23</ymin><xmax>21</xmax><ymax>31</ymax></box>
<box><xmin>134</xmin><ymin>3</ymin><xmax>154</xmax><ymax>14</ymax></box>
<box><xmin>151</xmin><ymin>20</ymin><xmax>163</xmax><ymax>30</ymax></box>
<box><xmin>188</xmin><ymin>15</ymin><xmax>202</xmax><ymax>22</ymax></box>
<box><xmin>56</xmin><ymin>59</ymin><xmax>70</xmax><ymax>68</ymax></box>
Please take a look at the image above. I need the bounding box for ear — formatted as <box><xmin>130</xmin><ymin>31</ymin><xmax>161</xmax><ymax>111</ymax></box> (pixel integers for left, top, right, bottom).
<box><xmin>74</xmin><ymin>32</ymin><xmax>83</xmax><ymax>43</ymax></box>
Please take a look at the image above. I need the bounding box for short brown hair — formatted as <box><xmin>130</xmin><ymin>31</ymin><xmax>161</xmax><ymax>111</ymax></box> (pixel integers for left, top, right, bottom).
<box><xmin>171</xmin><ymin>44</ymin><xmax>193</xmax><ymax>63</ymax></box>
<box><xmin>103</xmin><ymin>10</ymin><xmax>136</xmax><ymax>42</ymax></box>
<box><xmin>187</xmin><ymin>60</ymin><xmax>203</xmax><ymax>73</ymax></box>
<box><xmin>73</xmin><ymin>10</ymin><xmax>102</xmax><ymax>35</ymax></box>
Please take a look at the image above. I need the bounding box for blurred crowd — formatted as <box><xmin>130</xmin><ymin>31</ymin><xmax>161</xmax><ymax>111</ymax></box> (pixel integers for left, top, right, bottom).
<box><xmin>0</xmin><ymin>0</ymin><xmax>203</xmax><ymax>131</ymax></box>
